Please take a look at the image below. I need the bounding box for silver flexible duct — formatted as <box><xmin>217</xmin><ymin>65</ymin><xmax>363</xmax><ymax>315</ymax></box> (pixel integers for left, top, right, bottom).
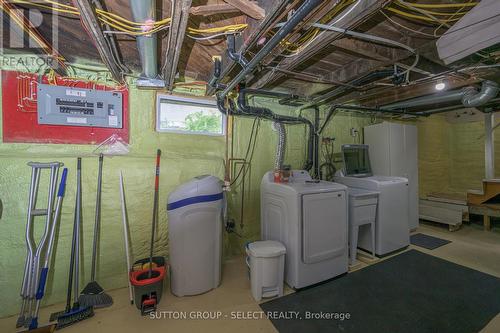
<box><xmin>383</xmin><ymin>80</ymin><xmax>499</xmax><ymax>110</ymax></box>
<box><xmin>462</xmin><ymin>80</ymin><xmax>499</xmax><ymax>107</ymax></box>
<box><xmin>274</xmin><ymin>122</ymin><xmax>286</xmax><ymax>171</ymax></box>
<box><xmin>129</xmin><ymin>0</ymin><xmax>157</xmax><ymax>79</ymax></box>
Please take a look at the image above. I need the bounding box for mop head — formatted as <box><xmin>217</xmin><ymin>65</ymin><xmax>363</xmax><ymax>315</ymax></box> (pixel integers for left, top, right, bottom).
<box><xmin>55</xmin><ymin>306</ymin><xmax>94</xmax><ymax>330</ymax></box>
<box><xmin>78</xmin><ymin>281</ymin><xmax>113</xmax><ymax>308</ymax></box>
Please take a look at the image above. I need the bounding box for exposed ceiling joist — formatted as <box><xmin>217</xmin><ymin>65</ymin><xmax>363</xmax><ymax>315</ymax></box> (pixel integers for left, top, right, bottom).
<box><xmin>190</xmin><ymin>4</ymin><xmax>241</xmax><ymax>16</ymax></box>
<box><xmin>205</xmin><ymin>0</ymin><xmax>290</xmax><ymax>95</ymax></box>
<box><xmin>223</xmin><ymin>0</ymin><xmax>265</xmax><ymax>20</ymax></box>
<box><xmin>252</xmin><ymin>0</ymin><xmax>391</xmax><ymax>88</ymax></box>
<box><xmin>0</xmin><ymin>0</ymin><xmax>67</xmax><ymax>74</ymax></box>
<box><xmin>259</xmin><ymin>0</ymin><xmax>347</xmax><ymax>66</ymax></box>
<box><xmin>163</xmin><ymin>0</ymin><xmax>192</xmax><ymax>90</ymax></box>
<box><xmin>73</xmin><ymin>0</ymin><xmax>123</xmax><ymax>82</ymax></box>
<box><xmin>332</xmin><ymin>38</ymin><xmax>397</xmax><ymax>62</ymax></box>
<box><xmin>362</xmin><ymin>76</ymin><xmax>480</xmax><ymax>107</ymax></box>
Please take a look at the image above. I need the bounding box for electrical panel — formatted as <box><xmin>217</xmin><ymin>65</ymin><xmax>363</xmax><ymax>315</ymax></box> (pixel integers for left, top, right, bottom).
<box><xmin>37</xmin><ymin>84</ymin><xmax>123</xmax><ymax>128</ymax></box>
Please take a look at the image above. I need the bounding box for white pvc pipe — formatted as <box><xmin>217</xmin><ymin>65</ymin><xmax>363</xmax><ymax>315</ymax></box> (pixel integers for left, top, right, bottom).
<box><xmin>119</xmin><ymin>171</ymin><xmax>134</xmax><ymax>305</ymax></box>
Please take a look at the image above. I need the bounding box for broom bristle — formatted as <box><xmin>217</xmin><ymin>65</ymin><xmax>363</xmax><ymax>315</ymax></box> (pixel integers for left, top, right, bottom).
<box><xmin>78</xmin><ymin>292</ymin><xmax>113</xmax><ymax>308</ymax></box>
<box><xmin>49</xmin><ymin>310</ymin><xmax>66</xmax><ymax>323</ymax></box>
<box><xmin>56</xmin><ymin>307</ymin><xmax>94</xmax><ymax>330</ymax></box>
<box><xmin>16</xmin><ymin>314</ymin><xmax>26</xmax><ymax>328</ymax></box>
<box><xmin>80</xmin><ymin>281</ymin><xmax>104</xmax><ymax>295</ymax></box>
<box><xmin>78</xmin><ymin>280</ymin><xmax>113</xmax><ymax>308</ymax></box>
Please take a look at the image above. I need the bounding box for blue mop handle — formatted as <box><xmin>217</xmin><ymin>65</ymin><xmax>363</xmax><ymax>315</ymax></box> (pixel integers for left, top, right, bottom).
<box><xmin>58</xmin><ymin>168</ymin><xmax>68</xmax><ymax>197</ymax></box>
<box><xmin>35</xmin><ymin>168</ymin><xmax>68</xmax><ymax>300</ymax></box>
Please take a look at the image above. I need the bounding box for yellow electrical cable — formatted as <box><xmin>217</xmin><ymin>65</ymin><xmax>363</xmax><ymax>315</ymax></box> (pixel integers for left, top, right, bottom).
<box><xmin>95</xmin><ymin>8</ymin><xmax>171</xmax><ymax>26</ymax></box>
<box><xmin>187</xmin><ymin>24</ymin><xmax>248</xmax><ymax>34</ymax></box>
<box><xmin>394</xmin><ymin>2</ymin><xmax>468</xmax><ymax>17</ymax></box>
<box><xmin>283</xmin><ymin>0</ymin><xmax>353</xmax><ymax>54</ymax></box>
<box><xmin>12</xmin><ymin>0</ymin><xmax>79</xmax><ymax>15</ymax></box>
<box><xmin>385</xmin><ymin>7</ymin><xmax>461</xmax><ymax>23</ymax></box>
<box><xmin>399</xmin><ymin>2</ymin><xmax>478</xmax><ymax>9</ymax></box>
<box><xmin>42</xmin><ymin>0</ymin><xmax>75</xmax><ymax>11</ymax></box>
<box><xmin>12</xmin><ymin>0</ymin><xmax>247</xmax><ymax>36</ymax></box>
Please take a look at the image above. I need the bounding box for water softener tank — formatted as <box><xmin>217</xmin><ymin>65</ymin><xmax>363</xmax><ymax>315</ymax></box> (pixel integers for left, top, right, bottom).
<box><xmin>167</xmin><ymin>175</ymin><xmax>223</xmax><ymax>296</ymax></box>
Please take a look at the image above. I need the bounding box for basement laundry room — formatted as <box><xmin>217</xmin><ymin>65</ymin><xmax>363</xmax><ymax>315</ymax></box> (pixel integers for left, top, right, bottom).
<box><xmin>0</xmin><ymin>0</ymin><xmax>500</xmax><ymax>332</ymax></box>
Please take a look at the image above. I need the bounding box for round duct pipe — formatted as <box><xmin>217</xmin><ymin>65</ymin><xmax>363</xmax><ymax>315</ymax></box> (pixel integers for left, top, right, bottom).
<box><xmin>382</xmin><ymin>80</ymin><xmax>499</xmax><ymax>111</ymax></box>
<box><xmin>274</xmin><ymin>122</ymin><xmax>286</xmax><ymax>172</ymax></box>
<box><xmin>462</xmin><ymin>80</ymin><xmax>499</xmax><ymax>107</ymax></box>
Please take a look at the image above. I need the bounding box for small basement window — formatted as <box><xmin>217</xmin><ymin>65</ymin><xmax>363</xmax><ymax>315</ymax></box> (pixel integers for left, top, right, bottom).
<box><xmin>156</xmin><ymin>94</ymin><xmax>225</xmax><ymax>135</ymax></box>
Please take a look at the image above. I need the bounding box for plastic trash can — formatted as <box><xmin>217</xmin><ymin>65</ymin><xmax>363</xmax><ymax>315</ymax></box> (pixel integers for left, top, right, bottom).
<box><xmin>246</xmin><ymin>241</ymin><xmax>286</xmax><ymax>301</ymax></box>
<box><xmin>167</xmin><ymin>175</ymin><xmax>223</xmax><ymax>296</ymax></box>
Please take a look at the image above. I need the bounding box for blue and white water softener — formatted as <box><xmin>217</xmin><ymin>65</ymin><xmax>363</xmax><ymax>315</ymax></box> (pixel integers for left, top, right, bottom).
<box><xmin>167</xmin><ymin>175</ymin><xmax>223</xmax><ymax>296</ymax></box>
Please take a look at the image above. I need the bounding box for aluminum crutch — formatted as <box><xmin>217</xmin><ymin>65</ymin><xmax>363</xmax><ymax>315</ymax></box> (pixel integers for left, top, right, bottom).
<box><xmin>16</xmin><ymin>162</ymin><xmax>62</xmax><ymax>328</ymax></box>
<box><xmin>29</xmin><ymin>168</ymin><xmax>68</xmax><ymax>330</ymax></box>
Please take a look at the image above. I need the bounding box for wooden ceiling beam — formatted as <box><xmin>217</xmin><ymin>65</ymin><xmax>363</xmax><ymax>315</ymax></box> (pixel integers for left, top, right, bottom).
<box><xmin>73</xmin><ymin>0</ymin><xmax>123</xmax><ymax>82</ymax></box>
<box><xmin>205</xmin><ymin>0</ymin><xmax>290</xmax><ymax>95</ymax></box>
<box><xmin>223</xmin><ymin>0</ymin><xmax>265</xmax><ymax>20</ymax></box>
<box><xmin>360</xmin><ymin>76</ymin><xmax>480</xmax><ymax>107</ymax></box>
<box><xmin>252</xmin><ymin>0</ymin><xmax>391</xmax><ymax>88</ymax></box>
<box><xmin>260</xmin><ymin>0</ymin><xmax>347</xmax><ymax>67</ymax></box>
<box><xmin>1</xmin><ymin>0</ymin><xmax>67</xmax><ymax>74</ymax></box>
<box><xmin>331</xmin><ymin>38</ymin><xmax>397</xmax><ymax>62</ymax></box>
<box><xmin>163</xmin><ymin>0</ymin><xmax>192</xmax><ymax>90</ymax></box>
<box><xmin>190</xmin><ymin>4</ymin><xmax>241</xmax><ymax>16</ymax></box>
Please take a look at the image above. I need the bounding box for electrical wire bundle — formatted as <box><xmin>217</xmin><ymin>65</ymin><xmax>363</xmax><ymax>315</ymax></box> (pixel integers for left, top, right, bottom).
<box><xmin>12</xmin><ymin>0</ymin><xmax>171</xmax><ymax>36</ymax></box>
<box><xmin>273</xmin><ymin>0</ymin><xmax>355</xmax><ymax>58</ymax></box>
<box><xmin>11</xmin><ymin>0</ymin><xmax>248</xmax><ymax>39</ymax></box>
<box><xmin>383</xmin><ymin>1</ymin><xmax>478</xmax><ymax>37</ymax></box>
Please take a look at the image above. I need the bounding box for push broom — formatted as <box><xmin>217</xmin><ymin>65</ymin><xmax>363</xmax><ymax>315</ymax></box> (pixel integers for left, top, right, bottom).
<box><xmin>79</xmin><ymin>154</ymin><xmax>113</xmax><ymax>308</ymax></box>
<box><xmin>50</xmin><ymin>158</ymin><xmax>94</xmax><ymax>328</ymax></box>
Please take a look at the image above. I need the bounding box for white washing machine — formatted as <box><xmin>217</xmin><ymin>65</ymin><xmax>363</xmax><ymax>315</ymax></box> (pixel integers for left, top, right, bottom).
<box><xmin>261</xmin><ymin>170</ymin><xmax>348</xmax><ymax>289</ymax></box>
<box><xmin>335</xmin><ymin>145</ymin><xmax>409</xmax><ymax>256</ymax></box>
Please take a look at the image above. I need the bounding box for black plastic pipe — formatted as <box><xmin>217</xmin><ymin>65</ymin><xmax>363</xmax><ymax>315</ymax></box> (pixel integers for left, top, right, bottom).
<box><xmin>220</xmin><ymin>0</ymin><xmax>324</xmax><ymax>97</ymax></box>
<box><xmin>208</xmin><ymin>57</ymin><xmax>222</xmax><ymax>88</ymax></box>
<box><xmin>302</xmin><ymin>69</ymin><xmax>394</xmax><ymax>109</ymax></box>
<box><xmin>227</xmin><ymin>34</ymin><xmax>249</xmax><ymax>67</ymax></box>
<box><xmin>216</xmin><ymin>89</ymin><xmax>314</xmax><ymax>171</ymax></box>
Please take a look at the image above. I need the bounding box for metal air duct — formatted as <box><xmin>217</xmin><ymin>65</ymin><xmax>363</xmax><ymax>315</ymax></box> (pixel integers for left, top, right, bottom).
<box><xmin>462</xmin><ymin>80</ymin><xmax>499</xmax><ymax>107</ymax></box>
<box><xmin>129</xmin><ymin>0</ymin><xmax>164</xmax><ymax>87</ymax></box>
<box><xmin>274</xmin><ymin>122</ymin><xmax>286</xmax><ymax>171</ymax></box>
<box><xmin>383</xmin><ymin>80</ymin><xmax>499</xmax><ymax>110</ymax></box>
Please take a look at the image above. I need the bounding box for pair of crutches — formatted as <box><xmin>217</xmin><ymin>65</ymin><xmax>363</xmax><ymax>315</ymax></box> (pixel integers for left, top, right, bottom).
<box><xmin>17</xmin><ymin>162</ymin><xmax>67</xmax><ymax>330</ymax></box>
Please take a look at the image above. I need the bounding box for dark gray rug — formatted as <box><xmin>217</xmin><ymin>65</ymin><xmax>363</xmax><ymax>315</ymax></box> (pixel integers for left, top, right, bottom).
<box><xmin>410</xmin><ymin>233</ymin><xmax>451</xmax><ymax>250</ymax></box>
<box><xmin>260</xmin><ymin>250</ymin><xmax>500</xmax><ymax>333</ymax></box>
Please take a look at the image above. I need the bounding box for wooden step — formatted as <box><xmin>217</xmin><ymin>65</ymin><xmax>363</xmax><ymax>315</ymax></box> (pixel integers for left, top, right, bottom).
<box><xmin>467</xmin><ymin>179</ymin><xmax>500</xmax><ymax>205</ymax></box>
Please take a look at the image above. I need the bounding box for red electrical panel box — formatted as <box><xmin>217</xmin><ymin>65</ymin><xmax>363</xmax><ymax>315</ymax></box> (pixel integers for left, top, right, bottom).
<box><xmin>1</xmin><ymin>70</ymin><xmax>129</xmax><ymax>144</ymax></box>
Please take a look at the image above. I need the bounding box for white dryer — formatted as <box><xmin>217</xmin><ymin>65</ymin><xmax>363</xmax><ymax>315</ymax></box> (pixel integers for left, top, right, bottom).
<box><xmin>335</xmin><ymin>145</ymin><xmax>409</xmax><ymax>256</ymax></box>
<box><xmin>261</xmin><ymin>170</ymin><xmax>348</xmax><ymax>289</ymax></box>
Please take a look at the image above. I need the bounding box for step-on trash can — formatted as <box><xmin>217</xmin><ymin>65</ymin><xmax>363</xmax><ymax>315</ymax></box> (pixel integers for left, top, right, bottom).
<box><xmin>246</xmin><ymin>241</ymin><xmax>286</xmax><ymax>301</ymax></box>
<box><xmin>167</xmin><ymin>175</ymin><xmax>223</xmax><ymax>296</ymax></box>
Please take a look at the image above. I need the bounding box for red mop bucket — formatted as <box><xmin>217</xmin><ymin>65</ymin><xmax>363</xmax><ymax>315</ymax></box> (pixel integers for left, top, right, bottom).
<box><xmin>130</xmin><ymin>263</ymin><xmax>166</xmax><ymax>315</ymax></box>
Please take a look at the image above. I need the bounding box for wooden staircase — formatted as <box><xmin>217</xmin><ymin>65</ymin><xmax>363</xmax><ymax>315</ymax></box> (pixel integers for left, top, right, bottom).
<box><xmin>467</xmin><ymin>179</ymin><xmax>500</xmax><ymax>231</ymax></box>
<box><xmin>467</xmin><ymin>179</ymin><xmax>500</xmax><ymax>205</ymax></box>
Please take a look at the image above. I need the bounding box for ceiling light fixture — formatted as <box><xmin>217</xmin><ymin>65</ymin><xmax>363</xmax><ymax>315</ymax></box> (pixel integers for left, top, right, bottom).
<box><xmin>435</xmin><ymin>81</ymin><xmax>446</xmax><ymax>91</ymax></box>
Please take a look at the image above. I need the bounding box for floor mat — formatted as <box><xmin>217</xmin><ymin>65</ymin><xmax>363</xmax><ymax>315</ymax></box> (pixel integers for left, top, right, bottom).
<box><xmin>260</xmin><ymin>250</ymin><xmax>500</xmax><ymax>333</ymax></box>
<box><xmin>410</xmin><ymin>233</ymin><xmax>451</xmax><ymax>250</ymax></box>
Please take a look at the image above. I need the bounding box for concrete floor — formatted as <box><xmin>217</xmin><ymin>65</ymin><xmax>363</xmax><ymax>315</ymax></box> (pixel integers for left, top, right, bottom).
<box><xmin>2</xmin><ymin>222</ymin><xmax>499</xmax><ymax>333</ymax></box>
